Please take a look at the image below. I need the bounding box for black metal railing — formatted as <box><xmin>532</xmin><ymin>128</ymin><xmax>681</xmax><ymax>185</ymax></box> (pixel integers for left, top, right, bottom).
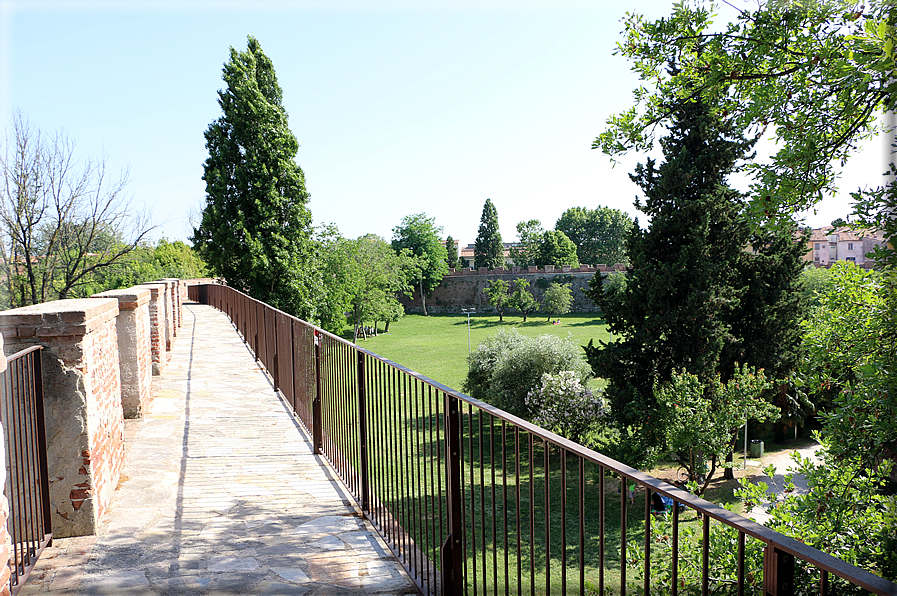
<box><xmin>191</xmin><ymin>283</ymin><xmax>897</xmax><ymax>596</ymax></box>
<box><xmin>1</xmin><ymin>347</ymin><xmax>52</xmax><ymax>595</ymax></box>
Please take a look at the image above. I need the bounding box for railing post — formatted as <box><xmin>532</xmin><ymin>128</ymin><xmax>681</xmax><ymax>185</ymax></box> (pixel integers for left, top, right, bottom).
<box><xmin>33</xmin><ymin>350</ymin><xmax>52</xmax><ymax>542</ymax></box>
<box><xmin>764</xmin><ymin>545</ymin><xmax>794</xmax><ymax>596</ymax></box>
<box><xmin>441</xmin><ymin>393</ymin><xmax>464</xmax><ymax>595</ymax></box>
<box><xmin>313</xmin><ymin>331</ymin><xmax>323</xmax><ymax>455</ymax></box>
<box><xmin>356</xmin><ymin>351</ymin><xmax>369</xmax><ymax>513</ymax></box>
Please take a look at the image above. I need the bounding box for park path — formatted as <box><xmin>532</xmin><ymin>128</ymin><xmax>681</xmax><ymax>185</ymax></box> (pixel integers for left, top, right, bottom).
<box><xmin>747</xmin><ymin>443</ymin><xmax>822</xmax><ymax>525</ymax></box>
<box><xmin>21</xmin><ymin>303</ymin><xmax>419</xmax><ymax>595</ymax></box>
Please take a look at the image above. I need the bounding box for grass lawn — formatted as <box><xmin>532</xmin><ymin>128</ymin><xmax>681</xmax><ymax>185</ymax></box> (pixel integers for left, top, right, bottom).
<box><xmin>351</xmin><ymin>313</ymin><xmax>610</xmax><ymax>393</ymax></box>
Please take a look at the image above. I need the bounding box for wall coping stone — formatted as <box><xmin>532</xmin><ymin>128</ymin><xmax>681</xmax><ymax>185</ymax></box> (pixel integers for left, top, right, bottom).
<box><xmin>0</xmin><ymin>299</ymin><xmax>119</xmax><ymax>336</ymax></box>
<box><xmin>90</xmin><ymin>287</ymin><xmax>150</xmax><ymax>310</ymax></box>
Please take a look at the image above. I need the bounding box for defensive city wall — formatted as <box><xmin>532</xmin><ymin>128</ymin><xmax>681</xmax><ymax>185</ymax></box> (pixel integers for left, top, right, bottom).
<box><xmin>399</xmin><ymin>264</ymin><xmax>626</xmax><ymax>315</ymax></box>
<box><xmin>0</xmin><ymin>279</ymin><xmax>200</xmax><ymax>548</ymax></box>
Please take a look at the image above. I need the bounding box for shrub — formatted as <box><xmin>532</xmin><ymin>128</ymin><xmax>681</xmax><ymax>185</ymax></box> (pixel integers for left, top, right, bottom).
<box><xmin>463</xmin><ymin>328</ymin><xmax>592</xmax><ymax>418</ymax></box>
<box><xmin>525</xmin><ymin>371</ymin><xmax>607</xmax><ymax>444</ymax></box>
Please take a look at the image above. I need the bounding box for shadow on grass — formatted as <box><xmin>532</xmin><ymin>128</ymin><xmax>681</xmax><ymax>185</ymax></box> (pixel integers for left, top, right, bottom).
<box><xmin>564</xmin><ymin>317</ymin><xmax>606</xmax><ymax>327</ymax></box>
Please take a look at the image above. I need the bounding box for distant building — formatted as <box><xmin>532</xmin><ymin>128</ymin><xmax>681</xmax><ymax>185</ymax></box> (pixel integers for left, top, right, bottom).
<box><xmin>457</xmin><ymin>242</ymin><xmax>520</xmax><ymax>269</ymax></box>
<box><xmin>804</xmin><ymin>226</ymin><xmax>887</xmax><ymax>267</ymax></box>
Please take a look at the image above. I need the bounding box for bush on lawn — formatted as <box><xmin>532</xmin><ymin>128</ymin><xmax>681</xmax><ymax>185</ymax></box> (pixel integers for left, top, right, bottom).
<box><xmin>463</xmin><ymin>328</ymin><xmax>592</xmax><ymax>419</ymax></box>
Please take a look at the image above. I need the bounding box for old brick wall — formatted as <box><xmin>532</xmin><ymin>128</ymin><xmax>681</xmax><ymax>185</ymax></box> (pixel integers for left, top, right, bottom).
<box><xmin>158</xmin><ymin>279</ymin><xmax>180</xmax><ymax>343</ymax></box>
<box><xmin>400</xmin><ymin>267</ymin><xmax>622</xmax><ymax>314</ymax></box>
<box><xmin>0</xmin><ymin>299</ymin><xmax>124</xmax><ymax>538</ymax></box>
<box><xmin>141</xmin><ymin>283</ymin><xmax>168</xmax><ymax>375</ymax></box>
<box><xmin>91</xmin><ymin>287</ymin><xmax>152</xmax><ymax>418</ymax></box>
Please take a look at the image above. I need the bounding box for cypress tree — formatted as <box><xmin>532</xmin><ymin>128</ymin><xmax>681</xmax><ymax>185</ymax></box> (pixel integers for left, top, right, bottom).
<box><xmin>474</xmin><ymin>199</ymin><xmax>504</xmax><ymax>270</ymax></box>
<box><xmin>192</xmin><ymin>36</ymin><xmax>320</xmax><ymax>319</ymax></box>
<box><xmin>585</xmin><ymin>98</ymin><xmax>806</xmax><ymax>466</ymax></box>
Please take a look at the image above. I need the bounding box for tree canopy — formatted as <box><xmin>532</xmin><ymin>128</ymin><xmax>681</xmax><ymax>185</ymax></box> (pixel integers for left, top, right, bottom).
<box><xmin>596</xmin><ymin>1</ymin><xmax>896</xmax><ymax>230</ymax></box>
<box><xmin>536</xmin><ymin>230</ymin><xmax>579</xmax><ymax>268</ymax></box>
<box><xmin>542</xmin><ymin>282</ymin><xmax>573</xmax><ymax>321</ymax></box>
<box><xmin>474</xmin><ymin>199</ymin><xmax>504</xmax><ymax>270</ymax></box>
<box><xmin>555</xmin><ymin>206</ymin><xmax>633</xmax><ymax>266</ymax></box>
<box><xmin>483</xmin><ymin>279</ymin><xmax>511</xmax><ymax>322</ymax></box>
<box><xmin>509</xmin><ymin>277</ymin><xmax>539</xmax><ymax>322</ymax></box>
<box><xmin>509</xmin><ymin>219</ymin><xmax>544</xmax><ymax>268</ymax></box>
<box><xmin>192</xmin><ymin>36</ymin><xmax>319</xmax><ymax>319</ymax></box>
<box><xmin>391</xmin><ymin>213</ymin><xmax>448</xmax><ymax>316</ymax></box>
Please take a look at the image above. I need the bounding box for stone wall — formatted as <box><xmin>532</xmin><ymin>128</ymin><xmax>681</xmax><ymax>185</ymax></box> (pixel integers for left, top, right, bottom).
<box><xmin>400</xmin><ymin>267</ymin><xmax>622</xmax><ymax>315</ymax></box>
<box><xmin>0</xmin><ymin>299</ymin><xmax>124</xmax><ymax>537</ymax></box>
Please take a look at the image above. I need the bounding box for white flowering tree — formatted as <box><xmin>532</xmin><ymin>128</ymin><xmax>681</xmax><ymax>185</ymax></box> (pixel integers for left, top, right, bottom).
<box><xmin>525</xmin><ymin>371</ymin><xmax>608</xmax><ymax>446</ymax></box>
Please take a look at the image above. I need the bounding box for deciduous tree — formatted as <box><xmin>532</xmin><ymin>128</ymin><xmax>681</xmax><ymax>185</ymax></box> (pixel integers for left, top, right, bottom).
<box><xmin>509</xmin><ymin>219</ymin><xmax>543</xmax><ymax>268</ymax></box>
<box><xmin>509</xmin><ymin>277</ymin><xmax>539</xmax><ymax>322</ymax></box>
<box><xmin>474</xmin><ymin>199</ymin><xmax>504</xmax><ymax>270</ymax></box>
<box><xmin>0</xmin><ymin>112</ymin><xmax>153</xmax><ymax>307</ymax></box>
<box><xmin>655</xmin><ymin>365</ymin><xmax>778</xmax><ymax>495</ymax></box>
<box><xmin>391</xmin><ymin>213</ymin><xmax>448</xmax><ymax>316</ymax></box>
<box><xmin>483</xmin><ymin>278</ymin><xmax>510</xmax><ymax>322</ymax></box>
<box><xmin>596</xmin><ymin>1</ymin><xmax>896</xmax><ymax>231</ymax></box>
<box><xmin>536</xmin><ymin>230</ymin><xmax>579</xmax><ymax>268</ymax></box>
<box><xmin>192</xmin><ymin>36</ymin><xmax>319</xmax><ymax>319</ymax></box>
<box><xmin>542</xmin><ymin>282</ymin><xmax>573</xmax><ymax>321</ymax></box>
<box><xmin>555</xmin><ymin>206</ymin><xmax>633</xmax><ymax>267</ymax></box>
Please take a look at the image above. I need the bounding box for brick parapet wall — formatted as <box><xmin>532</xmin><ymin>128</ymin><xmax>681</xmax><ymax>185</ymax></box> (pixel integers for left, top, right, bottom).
<box><xmin>155</xmin><ymin>280</ymin><xmax>175</xmax><ymax>351</ymax></box>
<box><xmin>158</xmin><ymin>279</ymin><xmax>181</xmax><ymax>341</ymax></box>
<box><xmin>91</xmin><ymin>287</ymin><xmax>152</xmax><ymax>418</ymax></box>
<box><xmin>140</xmin><ymin>283</ymin><xmax>168</xmax><ymax>375</ymax></box>
<box><xmin>445</xmin><ymin>263</ymin><xmax>626</xmax><ymax>276</ymax></box>
<box><xmin>0</xmin><ymin>299</ymin><xmax>124</xmax><ymax>538</ymax></box>
<box><xmin>400</xmin><ymin>269</ymin><xmax>616</xmax><ymax>314</ymax></box>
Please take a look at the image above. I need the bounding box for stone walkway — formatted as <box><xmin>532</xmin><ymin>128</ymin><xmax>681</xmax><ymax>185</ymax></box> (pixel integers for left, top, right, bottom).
<box><xmin>21</xmin><ymin>303</ymin><xmax>419</xmax><ymax>595</ymax></box>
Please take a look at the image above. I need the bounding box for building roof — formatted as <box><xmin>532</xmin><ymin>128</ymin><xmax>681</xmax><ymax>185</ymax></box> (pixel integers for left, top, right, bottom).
<box><xmin>808</xmin><ymin>225</ymin><xmax>885</xmax><ymax>242</ymax></box>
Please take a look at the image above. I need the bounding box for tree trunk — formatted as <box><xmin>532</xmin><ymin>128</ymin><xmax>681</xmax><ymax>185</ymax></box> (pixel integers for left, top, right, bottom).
<box><xmin>724</xmin><ymin>434</ymin><xmax>736</xmax><ymax>480</ymax></box>
<box><xmin>419</xmin><ymin>278</ymin><xmax>428</xmax><ymax>316</ymax></box>
<box><xmin>384</xmin><ymin>320</ymin><xmax>391</xmax><ymax>332</ymax></box>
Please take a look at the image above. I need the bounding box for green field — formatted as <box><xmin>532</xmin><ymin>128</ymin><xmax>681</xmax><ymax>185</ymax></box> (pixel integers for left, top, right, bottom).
<box><xmin>352</xmin><ymin>313</ymin><xmax>611</xmax><ymax>392</ymax></box>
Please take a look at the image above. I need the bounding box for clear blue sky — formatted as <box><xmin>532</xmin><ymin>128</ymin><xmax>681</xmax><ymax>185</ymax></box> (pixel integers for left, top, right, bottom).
<box><xmin>0</xmin><ymin>0</ymin><xmax>883</xmax><ymax>247</ymax></box>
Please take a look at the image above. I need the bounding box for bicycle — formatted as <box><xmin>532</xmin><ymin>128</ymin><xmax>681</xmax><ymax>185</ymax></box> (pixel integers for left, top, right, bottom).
<box><xmin>676</xmin><ymin>465</ymin><xmax>706</xmax><ymax>485</ymax></box>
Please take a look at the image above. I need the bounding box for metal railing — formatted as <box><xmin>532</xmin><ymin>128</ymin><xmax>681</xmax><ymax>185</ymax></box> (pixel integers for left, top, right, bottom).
<box><xmin>191</xmin><ymin>283</ymin><xmax>897</xmax><ymax>596</ymax></box>
<box><xmin>1</xmin><ymin>347</ymin><xmax>52</xmax><ymax>595</ymax></box>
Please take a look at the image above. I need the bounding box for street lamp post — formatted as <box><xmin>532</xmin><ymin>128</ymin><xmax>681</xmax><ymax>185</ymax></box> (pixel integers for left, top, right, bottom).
<box><xmin>461</xmin><ymin>308</ymin><xmax>475</xmax><ymax>358</ymax></box>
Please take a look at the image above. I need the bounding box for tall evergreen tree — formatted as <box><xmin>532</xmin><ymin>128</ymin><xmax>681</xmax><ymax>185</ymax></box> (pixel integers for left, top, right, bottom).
<box><xmin>585</xmin><ymin>98</ymin><xmax>803</xmax><ymax>467</ymax></box>
<box><xmin>474</xmin><ymin>199</ymin><xmax>504</xmax><ymax>270</ymax></box>
<box><xmin>192</xmin><ymin>36</ymin><xmax>320</xmax><ymax>318</ymax></box>
<box><xmin>444</xmin><ymin>235</ymin><xmax>458</xmax><ymax>270</ymax></box>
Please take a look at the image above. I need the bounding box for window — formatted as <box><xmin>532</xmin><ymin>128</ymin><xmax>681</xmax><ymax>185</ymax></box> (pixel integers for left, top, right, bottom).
<box><xmin>848</xmin><ymin>242</ymin><xmax>854</xmax><ymax>250</ymax></box>
<box><xmin>846</xmin><ymin>257</ymin><xmax>856</xmax><ymax>262</ymax></box>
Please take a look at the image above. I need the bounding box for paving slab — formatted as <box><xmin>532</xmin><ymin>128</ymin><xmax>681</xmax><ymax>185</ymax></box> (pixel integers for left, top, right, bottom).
<box><xmin>22</xmin><ymin>303</ymin><xmax>420</xmax><ymax>595</ymax></box>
